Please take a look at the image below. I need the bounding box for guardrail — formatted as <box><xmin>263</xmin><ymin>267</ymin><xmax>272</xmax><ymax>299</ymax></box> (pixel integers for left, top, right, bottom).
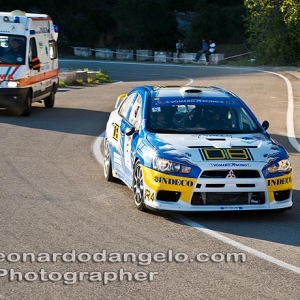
<box><xmin>72</xmin><ymin>47</ymin><xmax>225</xmax><ymax>65</ymax></box>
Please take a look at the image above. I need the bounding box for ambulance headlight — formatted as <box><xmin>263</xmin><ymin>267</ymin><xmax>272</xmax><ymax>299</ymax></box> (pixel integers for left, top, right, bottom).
<box><xmin>267</xmin><ymin>159</ymin><xmax>292</xmax><ymax>174</ymax></box>
<box><xmin>0</xmin><ymin>81</ymin><xmax>21</xmax><ymax>88</ymax></box>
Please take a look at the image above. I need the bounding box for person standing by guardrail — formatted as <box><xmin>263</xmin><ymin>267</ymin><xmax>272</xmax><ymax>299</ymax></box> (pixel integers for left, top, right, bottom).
<box><xmin>176</xmin><ymin>39</ymin><xmax>184</xmax><ymax>59</ymax></box>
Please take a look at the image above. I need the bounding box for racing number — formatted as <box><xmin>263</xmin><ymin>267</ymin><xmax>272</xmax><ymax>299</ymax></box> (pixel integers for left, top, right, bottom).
<box><xmin>112</xmin><ymin>123</ymin><xmax>119</xmax><ymax>141</ymax></box>
<box><xmin>202</xmin><ymin>148</ymin><xmax>250</xmax><ymax>160</ymax></box>
<box><xmin>227</xmin><ymin>149</ymin><xmax>249</xmax><ymax>160</ymax></box>
<box><xmin>145</xmin><ymin>189</ymin><xmax>155</xmax><ymax>201</ymax></box>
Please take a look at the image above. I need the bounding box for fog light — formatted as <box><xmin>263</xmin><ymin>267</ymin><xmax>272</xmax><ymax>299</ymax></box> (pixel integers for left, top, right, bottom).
<box><xmin>191</xmin><ymin>193</ymin><xmax>203</xmax><ymax>205</ymax></box>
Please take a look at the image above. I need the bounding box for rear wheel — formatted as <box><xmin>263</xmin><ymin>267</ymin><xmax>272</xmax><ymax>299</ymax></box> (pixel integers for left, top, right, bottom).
<box><xmin>103</xmin><ymin>139</ymin><xmax>115</xmax><ymax>182</ymax></box>
<box><xmin>44</xmin><ymin>87</ymin><xmax>55</xmax><ymax>108</ymax></box>
<box><xmin>133</xmin><ymin>160</ymin><xmax>147</xmax><ymax>211</ymax></box>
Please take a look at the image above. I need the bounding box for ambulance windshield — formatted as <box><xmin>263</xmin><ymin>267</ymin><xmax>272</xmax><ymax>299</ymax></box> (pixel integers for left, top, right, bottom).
<box><xmin>0</xmin><ymin>35</ymin><xmax>26</xmax><ymax>65</ymax></box>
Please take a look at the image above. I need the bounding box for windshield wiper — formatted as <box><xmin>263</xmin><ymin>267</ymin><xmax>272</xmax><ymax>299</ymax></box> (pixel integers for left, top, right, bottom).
<box><xmin>154</xmin><ymin>128</ymin><xmax>183</xmax><ymax>133</ymax></box>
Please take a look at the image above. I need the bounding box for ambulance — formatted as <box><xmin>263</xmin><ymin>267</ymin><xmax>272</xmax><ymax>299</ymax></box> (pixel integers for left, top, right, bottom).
<box><xmin>0</xmin><ymin>10</ymin><xmax>59</xmax><ymax>116</ymax></box>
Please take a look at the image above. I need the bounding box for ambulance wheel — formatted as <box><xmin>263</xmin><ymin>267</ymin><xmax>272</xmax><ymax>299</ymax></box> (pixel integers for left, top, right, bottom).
<box><xmin>133</xmin><ymin>160</ymin><xmax>147</xmax><ymax>211</ymax></box>
<box><xmin>15</xmin><ymin>91</ymin><xmax>32</xmax><ymax>117</ymax></box>
<box><xmin>44</xmin><ymin>89</ymin><xmax>55</xmax><ymax>108</ymax></box>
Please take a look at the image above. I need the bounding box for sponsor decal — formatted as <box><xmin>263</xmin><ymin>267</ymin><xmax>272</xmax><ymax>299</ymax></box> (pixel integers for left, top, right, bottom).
<box><xmin>142</xmin><ymin>167</ymin><xmax>194</xmax><ymax>203</ymax></box>
<box><xmin>266</xmin><ymin>174</ymin><xmax>293</xmax><ymax>202</ymax></box>
<box><xmin>267</xmin><ymin>176</ymin><xmax>292</xmax><ymax>186</ymax></box>
<box><xmin>209</xmin><ymin>162</ymin><xmax>251</xmax><ymax>167</ymax></box>
<box><xmin>154</xmin><ymin>176</ymin><xmax>194</xmax><ymax>187</ymax></box>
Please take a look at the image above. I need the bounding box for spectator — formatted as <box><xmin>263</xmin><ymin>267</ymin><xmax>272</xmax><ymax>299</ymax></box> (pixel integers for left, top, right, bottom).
<box><xmin>205</xmin><ymin>40</ymin><xmax>216</xmax><ymax>65</ymax></box>
<box><xmin>193</xmin><ymin>39</ymin><xmax>208</xmax><ymax>62</ymax></box>
<box><xmin>176</xmin><ymin>39</ymin><xmax>184</xmax><ymax>59</ymax></box>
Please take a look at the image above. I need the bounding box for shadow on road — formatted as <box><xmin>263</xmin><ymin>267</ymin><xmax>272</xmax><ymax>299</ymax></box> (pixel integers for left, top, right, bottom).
<box><xmin>0</xmin><ymin>106</ymin><xmax>110</xmax><ymax>137</ymax></box>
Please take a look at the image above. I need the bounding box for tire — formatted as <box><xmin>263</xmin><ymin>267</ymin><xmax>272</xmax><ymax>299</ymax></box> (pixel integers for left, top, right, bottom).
<box><xmin>44</xmin><ymin>88</ymin><xmax>55</xmax><ymax>108</ymax></box>
<box><xmin>14</xmin><ymin>91</ymin><xmax>32</xmax><ymax>117</ymax></box>
<box><xmin>103</xmin><ymin>139</ymin><xmax>115</xmax><ymax>182</ymax></box>
<box><xmin>132</xmin><ymin>160</ymin><xmax>147</xmax><ymax>211</ymax></box>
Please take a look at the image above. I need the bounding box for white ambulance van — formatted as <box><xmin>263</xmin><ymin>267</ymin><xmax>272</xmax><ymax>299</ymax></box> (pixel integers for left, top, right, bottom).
<box><xmin>0</xmin><ymin>10</ymin><xmax>59</xmax><ymax>116</ymax></box>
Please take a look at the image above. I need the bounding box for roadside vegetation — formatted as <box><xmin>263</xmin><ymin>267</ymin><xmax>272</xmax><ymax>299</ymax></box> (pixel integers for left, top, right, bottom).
<box><xmin>59</xmin><ymin>69</ymin><xmax>111</xmax><ymax>87</ymax></box>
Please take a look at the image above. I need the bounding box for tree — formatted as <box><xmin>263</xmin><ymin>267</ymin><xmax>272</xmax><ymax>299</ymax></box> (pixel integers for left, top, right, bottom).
<box><xmin>244</xmin><ymin>0</ymin><xmax>300</xmax><ymax>64</ymax></box>
<box><xmin>184</xmin><ymin>0</ymin><xmax>246</xmax><ymax>51</ymax></box>
<box><xmin>112</xmin><ymin>0</ymin><xmax>178</xmax><ymax>50</ymax></box>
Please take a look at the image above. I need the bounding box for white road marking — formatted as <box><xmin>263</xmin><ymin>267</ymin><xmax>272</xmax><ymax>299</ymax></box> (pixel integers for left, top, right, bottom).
<box><xmin>92</xmin><ymin>131</ymin><xmax>105</xmax><ymax>166</ymax></box>
<box><xmin>91</xmin><ymin>68</ymin><xmax>300</xmax><ymax>275</ymax></box>
<box><xmin>262</xmin><ymin>71</ymin><xmax>300</xmax><ymax>152</ymax></box>
<box><xmin>173</xmin><ymin>214</ymin><xmax>300</xmax><ymax>274</ymax></box>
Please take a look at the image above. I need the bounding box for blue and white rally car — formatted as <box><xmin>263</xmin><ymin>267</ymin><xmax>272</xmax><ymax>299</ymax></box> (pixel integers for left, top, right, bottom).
<box><xmin>104</xmin><ymin>85</ymin><xmax>293</xmax><ymax>212</ymax></box>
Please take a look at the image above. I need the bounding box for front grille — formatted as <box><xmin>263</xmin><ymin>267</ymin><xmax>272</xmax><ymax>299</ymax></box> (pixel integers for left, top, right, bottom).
<box><xmin>191</xmin><ymin>192</ymin><xmax>265</xmax><ymax>205</ymax></box>
<box><xmin>200</xmin><ymin>170</ymin><xmax>260</xmax><ymax>179</ymax></box>
<box><xmin>206</xmin><ymin>192</ymin><xmax>248</xmax><ymax>205</ymax></box>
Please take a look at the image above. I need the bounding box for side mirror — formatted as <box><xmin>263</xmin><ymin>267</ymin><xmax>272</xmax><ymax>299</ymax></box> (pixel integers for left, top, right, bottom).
<box><xmin>262</xmin><ymin>120</ymin><xmax>269</xmax><ymax>130</ymax></box>
<box><xmin>126</xmin><ymin>127</ymin><xmax>136</xmax><ymax>136</ymax></box>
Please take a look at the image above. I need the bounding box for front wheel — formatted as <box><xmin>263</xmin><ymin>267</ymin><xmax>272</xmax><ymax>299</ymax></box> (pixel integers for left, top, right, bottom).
<box><xmin>13</xmin><ymin>91</ymin><xmax>32</xmax><ymax>117</ymax></box>
<box><xmin>132</xmin><ymin>160</ymin><xmax>147</xmax><ymax>211</ymax></box>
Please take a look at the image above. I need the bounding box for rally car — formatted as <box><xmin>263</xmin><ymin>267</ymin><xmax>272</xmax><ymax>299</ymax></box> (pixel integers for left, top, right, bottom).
<box><xmin>103</xmin><ymin>85</ymin><xmax>293</xmax><ymax>212</ymax></box>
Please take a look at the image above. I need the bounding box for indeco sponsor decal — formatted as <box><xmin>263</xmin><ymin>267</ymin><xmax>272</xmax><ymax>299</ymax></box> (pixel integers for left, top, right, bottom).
<box><xmin>267</xmin><ymin>176</ymin><xmax>292</xmax><ymax>186</ymax></box>
<box><xmin>154</xmin><ymin>176</ymin><xmax>194</xmax><ymax>187</ymax></box>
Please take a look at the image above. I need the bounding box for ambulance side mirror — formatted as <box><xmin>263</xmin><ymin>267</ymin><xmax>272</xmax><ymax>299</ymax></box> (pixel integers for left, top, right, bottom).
<box><xmin>30</xmin><ymin>57</ymin><xmax>41</xmax><ymax>71</ymax></box>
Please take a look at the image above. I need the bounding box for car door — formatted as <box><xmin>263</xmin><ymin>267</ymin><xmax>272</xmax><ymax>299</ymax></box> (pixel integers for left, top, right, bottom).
<box><xmin>119</xmin><ymin>92</ymin><xmax>143</xmax><ymax>185</ymax></box>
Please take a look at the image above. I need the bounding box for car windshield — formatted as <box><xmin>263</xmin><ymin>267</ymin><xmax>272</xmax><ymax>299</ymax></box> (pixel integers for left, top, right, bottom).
<box><xmin>0</xmin><ymin>35</ymin><xmax>26</xmax><ymax>65</ymax></box>
<box><xmin>148</xmin><ymin>101</ymin><xmax>262</xmax><ymax>134</ymax></box>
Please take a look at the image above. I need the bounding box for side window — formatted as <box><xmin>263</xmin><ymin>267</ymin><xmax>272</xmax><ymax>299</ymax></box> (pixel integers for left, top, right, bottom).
<box><xmin>119</xmin><ymin>93</ymin><xmax>137</xmax><ymax>119</ymax></box>
<box><xmin>29</xmin><ymin>38</ymin><xmax>38</xmax><ymax>59</ymax></box>
<box><xmin>128</xmin><ymin>94</ymin><xmax>142</xmax><ymax>129</ymax></box>
<box><xmin>49</xmin><ymin>40</ymin><xmax>58</xmax><ymax>59</ymax></box>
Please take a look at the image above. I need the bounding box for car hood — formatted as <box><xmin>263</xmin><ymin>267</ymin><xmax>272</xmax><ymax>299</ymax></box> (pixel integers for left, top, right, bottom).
<box><xmin>146</xmin><ymin>132</ymin><xmax>286</xmax><ymax>163</ymax></box>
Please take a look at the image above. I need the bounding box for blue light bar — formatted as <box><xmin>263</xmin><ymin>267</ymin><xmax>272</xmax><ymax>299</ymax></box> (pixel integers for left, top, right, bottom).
<box><xmin>14</xmin><ymin>16</ymin><xmax>20</xmax><ymax>23</ymax></box>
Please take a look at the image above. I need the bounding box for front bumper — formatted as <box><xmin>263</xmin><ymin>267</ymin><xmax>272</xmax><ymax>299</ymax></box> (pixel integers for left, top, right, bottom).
<box><xmin>0</xmin><ymin>87</ymin><xmax>29</xmax><ymax>109</ymax></box>
<box><xmin>142</xmin><ymin>166</ymin><xmax>293</xmax><ymax>212</ymax></box>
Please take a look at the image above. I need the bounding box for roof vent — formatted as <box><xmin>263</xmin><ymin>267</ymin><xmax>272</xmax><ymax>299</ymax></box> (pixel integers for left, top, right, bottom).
<box><xmin>181</xmin><ymin>87</ymin><xmax>202</xmax><ymax>94</ymax></box>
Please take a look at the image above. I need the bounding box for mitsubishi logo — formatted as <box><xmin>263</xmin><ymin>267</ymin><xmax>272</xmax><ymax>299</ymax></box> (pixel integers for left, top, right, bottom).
<box><xmin>226</xmin><ymin>170</ymin><xmax>236</xmax><ymax>178</ymax></box>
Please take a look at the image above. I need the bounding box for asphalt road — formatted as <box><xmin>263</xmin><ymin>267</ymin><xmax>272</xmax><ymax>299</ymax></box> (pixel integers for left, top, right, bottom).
<box><xmin>0</xmin><ymin>60</ymin><xmax>299</xmax><ymax>300</ymax></box>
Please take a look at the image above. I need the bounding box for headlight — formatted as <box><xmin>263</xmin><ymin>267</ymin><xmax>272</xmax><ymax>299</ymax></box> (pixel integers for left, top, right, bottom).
<box><xmin>267</xmin><ymin>159</ymin><xmax>292</xmax><ymax>174</ymax></box>
<box><xmin>153</xmin><ymin>157</ymin><xmax>191</xmax><ymax>174</ymax></box>
<box><xmin>0</xmin><ymin>81</ymin><xmax>21</xmax><ymax>88</ymax></box>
